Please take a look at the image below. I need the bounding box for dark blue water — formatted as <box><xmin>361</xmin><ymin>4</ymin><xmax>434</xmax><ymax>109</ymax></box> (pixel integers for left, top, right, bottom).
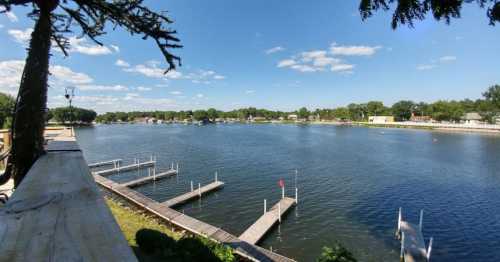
<box><xmin>76</xmin><ymin>124</ymin><xmax>500</xmax><ymax>262</ymax></box>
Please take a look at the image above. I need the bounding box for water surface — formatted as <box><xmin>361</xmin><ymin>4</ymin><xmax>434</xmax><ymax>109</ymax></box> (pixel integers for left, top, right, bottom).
<box><xmin>77</xmin><ymin>124</ymin><xmax>500</xmax><ymax>262</ymax></box>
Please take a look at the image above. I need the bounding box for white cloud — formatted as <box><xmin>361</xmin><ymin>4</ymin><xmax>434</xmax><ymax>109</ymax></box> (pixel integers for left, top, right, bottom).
<box><xmin>68</xmin><ymin>37</ymin><xmax>113</xmax><ymax>55</ymax></box>
<box><xmin>196</xmin><ymin>93</ymin><xmax>204</xmax><ymax>98</ymax></box>
<box><xmin>245</xmin><ymin>90</ymin><xmax>255</xmax><ymax>94</ymax></box>
<box><xmin>214</xmin><ymin>75</ymin><xmax>225</xmax><ymax>80</ymax></box>
<box><xmin>265</xmin><ymin>46</ymin><xmax>285</xmax><ymax>54</ymax></box>
<box><xmin>331</xmin><ymin>64</ymin><xmax>355</xmax><ymax>73</ymax></box>
<box><xmin>78</xmin><ymin>84</ymin><xmax>128</xmax><ymax>91</ymax></box>
<box><xmin>170</xmin><ymin>91</ymin><xmax>182</xmax><ymax>95</ymax></box>
<box><xmin>277</xmin><ymin>59</ymin><xmax>297</xmax><ymax>68</ymax></box>
<box><xmin>124</xmin><ymin>93</ymin><xmax>140</xmax><ymax>100</ymax></box>
<box><xmin>185</xmin><ymin>69</ymin><xmax>225</xmax><ymax>84</ymax></box>
<box><xmin>416</xmin><ymin>64</ymin><xmax>436</xmax><ymax>70</ymax></box>
<box><xmin>0</xmin><ymin>60</ymin><xmax>93</xmax><ymax>95</ymax></box>
<box><xmin>50</xmin><ymin>65</ymin><xmax>93</xmax><ymax>84</ymax></box>
<box><xmin>8</xmin><ymin>28</ymin><xmax>33</xmax><ymax>44</ymax></box>
<box><xmin>6</xmin><ymin>12</ymin><xmax>18</xmax><ymax>22</ymax></box>
<box><xmin>124</xmin><ymin>63</ymin><xmax>182</xmax><ymax>79</ymax></box>
<box><xmin>0</xmin><ymin>24</ymin><xmax>5</xmax><ymax>29</ymax></box>
<box><xmin>439</xmin><ymin>56</ymin><xmax>457</xmax><ymax>63</ymax></box>
<box><xmin>110</xmin><ymin>45</ymin><xmax>120</xmax><ymax>52</ymax></box>
<box><xmin>330</xmin><ymin>43</ymin><xmax>381</xmax><ymax>56</ymax></box>
<box><xmin>137</xmin><ymin>86</ymin><xmax>152</xmax><ymax>91</ymax></box>
<box><xmin>115</xmin><ymin>59</ymin><xmax>130</xmax><ymax>67</ymax></box>
<box><xmin>290</xmin><ymin>64</ymin><xmax>319</xmax><ymax>72</ymax></box>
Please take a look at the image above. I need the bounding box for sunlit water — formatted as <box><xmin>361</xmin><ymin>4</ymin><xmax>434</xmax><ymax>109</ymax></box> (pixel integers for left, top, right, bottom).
<box><xmin>76</xmin><ymin>124</ymin><xmax>500</xmax><ymax>262</ymax></box>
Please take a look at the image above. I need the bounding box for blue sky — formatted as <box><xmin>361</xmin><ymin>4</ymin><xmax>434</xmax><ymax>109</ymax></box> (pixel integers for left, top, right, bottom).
<box><xmin>0</xmin><ymin>0</ymin><xmax>499</xmax><ymax>113</ymax></box>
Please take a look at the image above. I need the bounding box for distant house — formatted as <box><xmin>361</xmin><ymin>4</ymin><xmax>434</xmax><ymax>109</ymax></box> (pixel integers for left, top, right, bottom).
<box><xmin>368</xmin><ymin>116</ymin><xmax>394</xmax><ymax>124</ymax></box>
<box><xmin>251</xmin><ymin>116</ymin><xmax>266</xmax><ymax>122</ymax></box>
<box><xmin>287</xmin><ymin>114</ymin><xmax>298</xmax><ymax>121</ymax></box>
<box><xmin>462</xmin><ymin>112</ymin><xmax>482</xmax><ymax>125</ymax></box>
<box><xmin>134</xmin><ymin>117</ymin><xmax>147</xmax><ymax>123</ymax></box>
<box><xmin>410</xmin><ymin>112</ymin><xmax>431</xmax><ymax>122</ymax></box>
<box><xmin>495</xmin><ymin>115</ymin><xmax>500</xmax><ymax>125</ymax></box>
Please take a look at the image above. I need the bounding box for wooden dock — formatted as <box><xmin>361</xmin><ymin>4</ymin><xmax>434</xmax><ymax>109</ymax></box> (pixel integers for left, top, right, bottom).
<box><xmin>94</xmin><ymin>174</ymin><xmax>295</xmax><ymax>262</ymax></box>
<box><xmin>88</xmin><ymin>159</ymin><xmax>122</xmax><ymax>168</ymax></box>
<box><xmin>92</xmin><ymin>160</ymin><xmax>155</xmax><ymax>176</ymax></box>
<box><xmin>0</xmin><ymin>136</ymin><xmax>136</xmax><ymax>261</ymax></box>
<box><xmin>239</xmin><ymin>197</ymin><xmax>296</xmax><ymax>245</ymax></box>
<box><xmin>397</xmin><ymin>208</ymin><xmax>433</xmax><ymax>262</ymax></box>
<box><xmin>122</xmin><ymin>169</ymin><xmax>177</xmax><ymax>188</ymax></box>
<box><xmin>162</xmin><ymin>181</ymin><xmax>224</xmax><ymax>207</ymax></box>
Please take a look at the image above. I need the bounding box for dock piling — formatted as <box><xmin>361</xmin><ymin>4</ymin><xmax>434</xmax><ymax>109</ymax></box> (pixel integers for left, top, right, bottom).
<box><xmin>264</xmin><ymin>199</ymin><xmax>267</xmax><ymax>214</ymax></box>
<box><xmin>397</xmin><ymin>207</ymin><xmax>402</xmax><ymax>233</ymax></box>
<box><xmin>419</xmin><ymin>209</ymin><xmax>424</xmax><ymax>231</ymax></box>
<box><xmin>153</xmin><ymin>168</ymin><xmax>156</xmax><ymax>181</ymax></box>
<box><xmin>427</xmin><ymin>237</ymin><xmax>433</xmax><ymax>261</ymax></box>
<box><xmin>215</xmin><ymin>171</ymin><xmax>218</xmax><ymax>182</ymax></box>
<box><xmin>278</xmin><ymin>202</ymin><xmax>281</xmax><ymax>223</ymax></box>
<box><xmin>400</xmin><ymin>231</ymin><xmax>405</xmax><ymax>260</ymax></box>
<box><xmin>190</xmin><ymin>181</ymin><xmax>194</xmax><ymax>192</ymax></box>
<box><xmin>295</xmin><ymin>188</ymin><xmax>298</xmax><ymax>203</ymax></box>
<box><xmin>171</xmin><ymin>162</ymin><xmax>174</xmax><ymax>170</ymax></box>
<box><xmin>198</xmin><ymin>183</ymin><xmax>201</xmax><ymax>197</ymax></box>
<box><xmin>281</xmin><ymin>186</ymin><xmax>285</xmax><ymax>199</ymax></box>
<box><xmin>176</xmin><ymin>162</ymin><xmax>179</xmax><ymax>172</ymax></box>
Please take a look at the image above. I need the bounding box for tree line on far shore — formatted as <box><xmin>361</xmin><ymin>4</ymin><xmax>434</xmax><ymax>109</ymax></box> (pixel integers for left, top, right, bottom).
<box><xmin>96</xmin><ymin>85</ymin><xmax>500</xmax><ymax>124</ymax></box>
<box><xmin>0</xmin><ymin>92</ymin><xmax>97</xmax><ymax>128</ymax></box>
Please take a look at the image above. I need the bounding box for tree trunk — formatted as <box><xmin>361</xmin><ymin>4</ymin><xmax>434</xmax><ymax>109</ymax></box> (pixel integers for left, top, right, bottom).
<box><xmin>4</xmin><ymin>7</ymin><xmax>52</xmax><ymax>188</ymax></box>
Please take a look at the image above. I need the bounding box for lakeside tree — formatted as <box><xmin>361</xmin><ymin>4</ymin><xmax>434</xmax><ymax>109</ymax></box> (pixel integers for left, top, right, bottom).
<box><xmin>297</xmin><ymin>107</ymin><xmax>310</xmax><ymax>119</ymax></box>
<box><xmin>0</xmin><ymin>0</ymin><xmax>181</xmax><ymax>187</ymax></box>
<box><xmin>0</xmin><ymin>92</ymin><xmax>15</xmax><ymax>129</ymax></box>
<box><xmin>317</xmin><ymin>243</ymin><xmax>357</xmax><ymax>262</ymax></box>
<box><xmin>49</xmin><ymin>107</ymin><xmax>97</xmax><ymax>124</ymax></box>
<box><xmin>483</xmin><ymin>85</ymin><xmax>500</xmax><ymax>108</ymax></box>
<box><xmin>392</xmin><ymin>100</ymin><xmax>415</xmax><ymax>121</ymax></box>
<box><xmin>359</xmin><ymin>0</ymin><xmax>500</xmax><ymax>29</ymax></box>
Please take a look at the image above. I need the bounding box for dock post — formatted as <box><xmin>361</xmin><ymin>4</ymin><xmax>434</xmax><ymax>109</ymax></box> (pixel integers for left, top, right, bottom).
<box><xmin>215</xmin><ymin>171</ymin><xmax>218</xmax><ymax>182</ymax></box>
<box><xmin>153</xmin><ymin>168</ymin><xmax>156</xmax><ymax>181</ymax></box>
<box><xmin>295</xmin><ymin>187</ymin><xmax>298</xmax><ymax>204</ymax></box>
<box><xmin>148</xmin><ymin>168</ymin><xmax>151</xmax><ymax>177</ymax></box>
<box><xmin>427</xmin><ymin>237</ymin><xmax>433</xmax><ymax>261</ymax></box>
<box><xmin>191</xmin><ymin>181</ymin><xmax>194</xmax><ymax>192</ymax></box>
<box><xmin>264</xmin><ymin>199</ymin><xmax>267</xmax><ymax>214</ymax></box>
<box><xmin>278</xmin><ymin>202</ymin><xmax>281</xmax><ymax>223</ymax></box>
<box><xmin>198</xmin><ymin>183</ymin><xmax>201</xmax><ymax>197</ymax></box>
<box><xmin>400</xmin><ymin>231</ymin><xmax>405</xmax><ymax>260</ymax></box>
<box><xmin>282</xmin><ymin>185</ymin><xmax>285</xmax><ymax>199</ymax></box>
<box><xmin>171</xmin><ymin>162</ymin><xmax>174</xmax><ymax>170</ymax></box>
<box><xmin>419</xmin><ymin>209</ymin><xmax>424</xmax><ymax>232</ymax></box>
<box><xmin>150</xmin><ymin>155</ymin><xmax>153</xmax><ymax>162</ymax></box>
<box><xmin>176</xmin><ymin>162</ymin><xmax>179</xmax><ymax>172</ymax></box>
<box><xmin>397</xmin><ymin>207</ymin><xmax>402</xmax><ymax>234</ymax></box>
<box><xmin>113</xmin><ymin>161</ymin><xmax>117</xmax><ymax>169</ymax></box>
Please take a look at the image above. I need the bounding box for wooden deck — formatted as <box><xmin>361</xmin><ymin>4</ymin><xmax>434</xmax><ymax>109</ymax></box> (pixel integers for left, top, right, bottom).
<box><xmin>122</xmin><ymin>169</ymin><xmax>177</xmax><ymax>188</ymax></box>
<box><xmin>88</xmin><ymin>159</ymin><xmax>122</xmax><ymax>168</ymax></box>
<box><xmin>94</xmin><ymin>174</ymin><xmax>295</xmax><ymax>262</ymax></box>
<box><xmin>92</xmin><ymin>160</ymin><xmax>155</xmax><ymax>176</ymax></box>
<box><xmin>400</xmin><ymin>221</ymin><xmax>427</xmax><ymax>262</ymax></box>
<box><xmin>0</xmin><ymin>137</ymin><xmax>136</xmax><ymax>261</ymax></box>
<box><xmin>239</xmin><ymin>197</ymin><xmax>296</xmax><ymax>245</ymax></box>
<box><xmin>162</xmin><ymin>181</ymin><xmax>224</xmax><ymax>207</ymax></box>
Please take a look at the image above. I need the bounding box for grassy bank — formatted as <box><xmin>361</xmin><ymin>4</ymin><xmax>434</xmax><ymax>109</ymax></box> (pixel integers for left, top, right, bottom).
<box><xmin>105</xmin><ymin>198</ymin><xmax>235</xmax><ymax>262</ymax></box>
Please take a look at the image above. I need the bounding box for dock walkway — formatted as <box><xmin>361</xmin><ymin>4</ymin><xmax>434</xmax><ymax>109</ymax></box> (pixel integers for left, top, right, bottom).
<box><xmin>88</xmin><ymin>159</ymin><xmax>122</xmax><ymax>168</ymax></box>
<box><xmin>239</xmin><ymin>197</ymin><xmax>296</xmax><ymax>244</ymax></box>
<box><xmin>94</xmin><ymin>174</ymin><xmax>295</xmax><ymax>262</ymax></box>
<box><xmin>122</xmin><ymin>169</ymin><xmax>177</xmax><ymax>188</ymax></box>
<box><xmin>397</xmin><ymin>208</ymin><xmax>433</xmax><ymax>262</ymax></box>
<box><xmin>162</xmin><ymin>181</ymin><xmax>224</xmax><ymax>207</ymax></box>
<box><xmin>92</xmin><ymin>160</ymin><xmax>155</xmax><ymax>176</ymax></box>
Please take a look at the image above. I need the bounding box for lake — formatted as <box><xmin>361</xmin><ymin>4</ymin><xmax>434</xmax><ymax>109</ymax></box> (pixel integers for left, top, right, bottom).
<box><xmin>76</xmin><ymin>124</ymin><xmax>500</xmax><ymax>262</ymax></box>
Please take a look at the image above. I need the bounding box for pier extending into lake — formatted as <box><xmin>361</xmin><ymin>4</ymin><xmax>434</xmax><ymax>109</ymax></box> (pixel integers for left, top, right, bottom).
<box><xmin>240</xmin><ymin>196</ymin><xmax>296</xmax><ymax>245</ymax></box>
<box><xmin>162</xmin><ymin>180</ymin><xmax>224</xmax><ymax>207</ymax></box>
<box><xmin>88</xmin><ymin>159</ymin><xmax>122</xmax><ymax>168</ymax></box>
<box><xmin>122</xmin><ymin>169</ymin><xmax>178</xmax><ymax>188</ymax></box>
<box><xmin>91</xmin><ymin>159</ymin><xmax>155</xmax><ymax>176</ymax></box>
<box><xmin>396</xmin><ymin>208</ymin><xmax>433</xmax><ymax>262</ymax></box>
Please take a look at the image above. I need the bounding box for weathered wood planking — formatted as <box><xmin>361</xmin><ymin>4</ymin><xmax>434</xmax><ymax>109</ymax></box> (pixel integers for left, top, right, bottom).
<box><xmin>88</xmin><ymin>159</ymin><xmax>123</xmax><ymax>168</ymax></box>
<box><xmin>94</xmin><ymin>174</ymin><xmax>295</xmax><ymax>262</ymax></box>
<box><xmin>239</xmin><ymin>197</ymin><xmax>296</xmax><ymax>245</ymax></box>
<box><xmin>0</xmin><ymin>141</ymin><xmax>136</xmax><ymax>262</ymax></box>
<box><xmin>162</xmin><ymin>181</ymin><xmax>224</xmax><ymax>207</ymax></box>
<box><xmin>92</xmin><ymin>161</ymin><xmax>155</xmax><ymax>176</ymax></box>
<box><xmin>122</xmin><ymin>169</ymin><xmax>177</xmax><ymax>188</ymax></box>
<box><xmin>400</xmin><ymin>221</ymin><xmax>427</xmax><ymax>262</ymax></box>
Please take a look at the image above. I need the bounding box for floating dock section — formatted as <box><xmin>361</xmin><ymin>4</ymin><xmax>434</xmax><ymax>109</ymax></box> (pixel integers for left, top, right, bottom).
<box><xmin>91</xmin><ymin>160</ymin><xmax>155</xmax><ymax>176</ymax></box>
<box><xmin>162</xmin><ymin>179</ymin><xmax>224</xmax><ymax>207</ymax></box>
<box><xmin>88</xmin><ymin>159</ymin><xmax>122</xmax><ymax>168</ymax></box>
<box><xmin>396</xmin><ymin>208</ymin><xmax>433</xmax><ymax>262</ymax></box>
<box><xmin>122</xmin><ymin>169</ymin><xmax>177</xmax><ymax>188</ymax></box>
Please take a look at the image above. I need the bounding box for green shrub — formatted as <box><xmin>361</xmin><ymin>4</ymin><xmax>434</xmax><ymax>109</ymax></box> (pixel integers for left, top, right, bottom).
<box><xmin>136</xmin><ymin>228</ymin><xmax>176</xmax><ymax>255</ymax></box>
<box><xmin>317</xmin><ymin>243</ymin><xmax>357</xmax><ymax>262</ymax></box>
<box><xmin>176</xmin><ymin>237</ymin><xmax>221</xmax><ymax>262</ymax></box>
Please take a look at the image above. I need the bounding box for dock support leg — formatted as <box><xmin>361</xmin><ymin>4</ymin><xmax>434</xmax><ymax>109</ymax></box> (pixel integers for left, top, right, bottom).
<box><xmin>264</xmin><ymin>199</ymin><xmax>267</xmax><ymax>214</ymax></box>
<box><xmin>427</xmin><ymin>237</ymin><xmax>433</xmax><ymax>261</ymax></box>
<box><xmin>419</xmin><ymin>209</ymin><xmax>424</xmax><ymax>232</ymax></box>
<box><xmin>295</xmin><ymin>187</ymin><xmax>298</xmax><ymax>204</ymax></box>
<box><xmin>278</xmin><ymin>202</ymin><xmax>281</xmax><ymax>223</ymax></box>
<box><xmin>191</xmin><ymin>181</ymin><xmax>194</xmax><ymax>192</ymax></box>
<box><xmin>153</xmin><ymin>168</ymin><xmax>156</xmax><ymax>181</ymax></box>
<box><xmin>282</xmin><ymin>186</ymin><xmax>285</xmax><ymax>199</ymax></box>
<box><xmin>198</xmin><ymin>183</ymin><xmax>201</xmax><ymax>197</ymax></box>
<box><xmin>176</xmin><ymin>162</ymin><xmax>179</xmax><ymax>173</ymax></box>
<box><xmin>400</xmin><ymin>231</ymin><xmax>405</xmax><ymax>261</ymax></box>
<box><xmin>215</xmin><ymin>171</ymin><xmax>218</xmax><ymax>182</ymax></box>
<box><xmin>397</xmin><ymin>207</ymin><xmax>402</xmax><ymax>235</ymax></box>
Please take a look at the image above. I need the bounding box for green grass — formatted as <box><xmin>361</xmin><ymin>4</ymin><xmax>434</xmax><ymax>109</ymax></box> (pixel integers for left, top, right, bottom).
<box><xmin>106</xmin><ymin>198</ymin><xmax>235</xmax><ymax>262</ymax></box>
